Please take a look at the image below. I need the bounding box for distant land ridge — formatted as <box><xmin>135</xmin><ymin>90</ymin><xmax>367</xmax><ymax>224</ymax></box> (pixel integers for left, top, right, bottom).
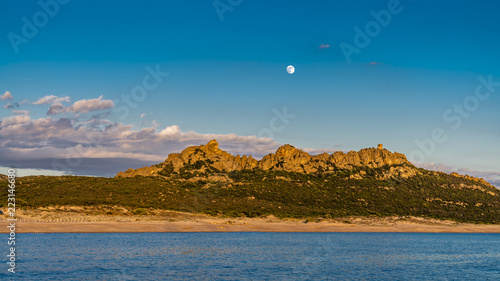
<box><xmin>3</xmin><ymin>140</ymin><xmax>499</xmax><ymax>224</ymax></box>
<box><xmin>116</xmin><ymin>140</ymin><xmax>492</xmax><ymax>187</ymax></box>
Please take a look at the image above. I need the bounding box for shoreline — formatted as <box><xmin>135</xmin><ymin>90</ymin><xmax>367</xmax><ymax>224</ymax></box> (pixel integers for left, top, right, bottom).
<box><xmin>3</xmin><ymin>220</ymin><xmax>500</xmax><ymax>233</ymax></box>
<box><xmin>3</xmin><ymin>208</ymin><xmax>499</xmax><ymax>233</ymax></box>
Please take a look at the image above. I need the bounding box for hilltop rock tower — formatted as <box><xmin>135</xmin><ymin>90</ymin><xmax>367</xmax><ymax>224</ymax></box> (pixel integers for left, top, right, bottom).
<box><xmin>378</xmin><ymin>144</ymin><xmax>383</xmax><ymax>149</ymax></box>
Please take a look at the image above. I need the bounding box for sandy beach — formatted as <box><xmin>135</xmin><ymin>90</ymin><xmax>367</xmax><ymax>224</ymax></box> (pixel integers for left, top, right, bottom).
<box><xmin>4</xmin><ymin>221</ymin><xmax>500</xmax><ymax>233</ymax></box>
<box><xmin>1</xmin><ymin>207</ymin><xmax>498</xmax><ymax>233</ymax></box>
<box><xmin>2</xmin><ymin>218</ymin><xmax>500</xmax><ymax>233</ymax></box>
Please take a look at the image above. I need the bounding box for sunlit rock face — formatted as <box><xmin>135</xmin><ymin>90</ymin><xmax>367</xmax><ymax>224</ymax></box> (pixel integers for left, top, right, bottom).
<box><xmin>117</xmin><ymin>140</ymin><xmax>414</xmax><ymax>178</ymax></box>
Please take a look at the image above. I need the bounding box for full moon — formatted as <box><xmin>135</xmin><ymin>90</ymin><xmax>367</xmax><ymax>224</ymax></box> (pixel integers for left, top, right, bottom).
<box><xmin>286</xmin><ymin>65</ymin><xmax>295</xmax><ymax>74</ymax></box>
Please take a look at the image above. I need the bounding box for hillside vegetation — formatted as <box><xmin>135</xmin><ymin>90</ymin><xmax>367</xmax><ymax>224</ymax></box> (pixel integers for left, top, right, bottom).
<box><xmin>2</xmin><ymin>167</ymin><xmax>499</xmax><ymax>224</ymax></box>
<box><xmin>2</xmin><ymin>140</ymin><xmax>499</xmax><ymax>224</ymax></box>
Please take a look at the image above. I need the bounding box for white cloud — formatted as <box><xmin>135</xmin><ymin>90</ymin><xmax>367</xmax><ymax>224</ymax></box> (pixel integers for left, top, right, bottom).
<box><xmin>1</xmin><ymin>114</ymin><xmax>31</xmax><ymax>126</ymax></box>
<box><xmin>67</xmin><ymin>95</ymin><xmax>114</xmax><ymax>114</ymax></box>
<box><xmin>0</xmin><ymin>166</ymin><xmax>66</xmax><ymax>177</ymax></box>
<box><xmin>0</xmin><ymin>109</ymin><xmax>281</xmax><ymax>176</ymax></box>
<box><xmin>45</xmin><ymin>96</ymin><xmax>115</xmax><ymax>116</ymax></box>
<box><xmin>158</xmin><ymin>125</ymin><xmax>181</xmax><ymax>137</ymax></box>
<box><xmin>33</xmin><ymin>95</ymin><xmax>70</xmax><ymax>105</ymax></box>
<box><xmin>1</xmin><ymin>91</ymin><xmax>13</xmax><ymax>100</ymax></box>
<box><xmin>47</xmin><ymin>103</ymin><xmax>66</xmax><ymax>116</ymax></box>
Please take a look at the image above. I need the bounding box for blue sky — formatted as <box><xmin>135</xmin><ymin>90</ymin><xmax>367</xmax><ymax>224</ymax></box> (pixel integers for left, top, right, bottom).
<box><xmin>0</xmin><ymin>0</ymin><xmax>499</xmax><ymax>185</ymax></box>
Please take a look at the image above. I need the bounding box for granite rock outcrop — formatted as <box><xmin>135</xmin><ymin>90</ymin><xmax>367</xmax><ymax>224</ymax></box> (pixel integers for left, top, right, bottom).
<box><xmin>117</xmin><ymin>140</ymin><xmax>417</xmax><ymax>179</ymax></box>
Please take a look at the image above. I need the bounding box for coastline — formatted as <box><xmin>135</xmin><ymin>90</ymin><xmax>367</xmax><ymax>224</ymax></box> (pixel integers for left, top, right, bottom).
<box><xmin>2</xmin><ymin>220</ymin><xmax>500</xmax><ymax>233</ymax></box>
<box><xmin>3</xmin><ymin>208</ymin><xmax>499</xmax><ymax>233</ymax></box>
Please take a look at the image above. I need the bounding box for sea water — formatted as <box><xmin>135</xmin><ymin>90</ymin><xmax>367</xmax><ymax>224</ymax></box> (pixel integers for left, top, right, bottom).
<box><xmin>3</xmin><ymin>232</ymin><xmax>499</xmax><ymax>280</ymax></box>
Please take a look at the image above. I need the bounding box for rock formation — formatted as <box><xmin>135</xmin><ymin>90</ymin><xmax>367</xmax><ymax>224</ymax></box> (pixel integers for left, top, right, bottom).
<box><xmin>115</xmin><ymin>140</ymin><xmax>495</xmax><ymax>188</ymax></box>
<box><xmin>450</xmin><ymin>172</ymin><xmax>492</xmax><ymax>186</ymax></box>
<box><xmin>116</xmin><ymin>139</ymin><xmax>416</xmax><ymax>179</ymax></box>
<box><xmin>115</xmin><ymin>139</ymin><xmax>496</xmax><ymax>189</ymax></box>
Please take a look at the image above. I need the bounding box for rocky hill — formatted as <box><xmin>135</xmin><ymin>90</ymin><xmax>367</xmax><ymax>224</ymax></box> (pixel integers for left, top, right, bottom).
<box><xmin>4</xmin><ymin>140</ymin><xmax>499</xmax><ymax>223</ymax></box>
<box><xmin>116</xmin><ymin>140</ymin><xmax>424</xmax><ymax>181</ymax></box>
<box><xmin>116</xmin><ymin>140</ymin><xmax>494</xmax><ymax>188</ymax></box>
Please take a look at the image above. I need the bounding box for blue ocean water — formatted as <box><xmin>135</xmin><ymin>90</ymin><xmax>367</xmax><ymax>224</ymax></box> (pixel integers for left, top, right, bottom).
<box><xmin>2</xmin><ymin>232</ymin><xmax>499</xmax><ymax>280</ymax></box>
